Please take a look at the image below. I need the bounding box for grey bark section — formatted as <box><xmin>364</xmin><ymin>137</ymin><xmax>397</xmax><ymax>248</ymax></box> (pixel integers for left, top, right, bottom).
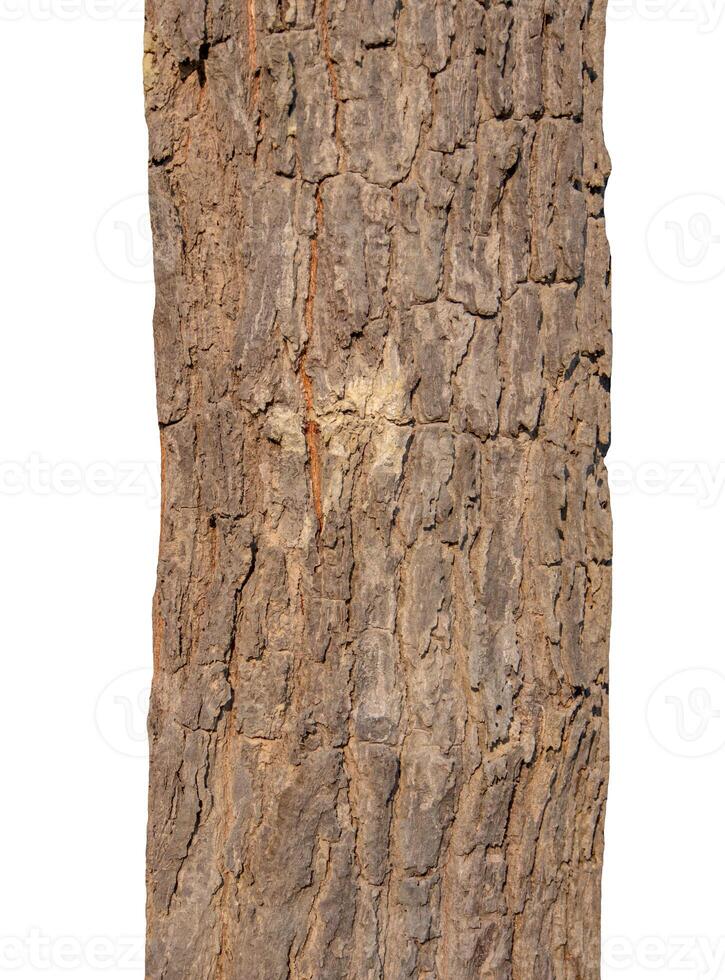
<box><xmin>145</xmin><ymin>0</ymin><xmax>611</xmax><ymax>976</ymax></box>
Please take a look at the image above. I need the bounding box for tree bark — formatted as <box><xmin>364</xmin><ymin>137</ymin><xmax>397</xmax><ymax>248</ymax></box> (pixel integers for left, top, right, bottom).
<box><xmin>144</xmin><ymin>0</ymin><xmax>611</xmax><ymax>977</ymax></box>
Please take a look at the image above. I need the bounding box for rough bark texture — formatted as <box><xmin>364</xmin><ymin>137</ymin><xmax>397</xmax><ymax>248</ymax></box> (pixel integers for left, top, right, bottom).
<box><xmin>144</xmin><ymin>0</ymin><xmax>611</xmax><ymax>976</ymax></box>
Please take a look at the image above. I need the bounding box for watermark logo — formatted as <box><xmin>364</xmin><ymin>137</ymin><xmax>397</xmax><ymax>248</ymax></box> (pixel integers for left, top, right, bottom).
<box><xmin>95</xmin><ymin>668</ymin><xmax>152</xmax><ymax>758</ymax></box>
<box><xmin>604</xmin><ymin>935</ymin><xmax>725</xmax><ymax>977</ymax></box>
<box><xmin>608</xmin><ymin>0</ymin><xmax>724</xmax><ymax>32</ymax></box>
<box><xmin>647</xmin><ymin>194</ymin><xmax>725</xmax><ymax>283</ymax></box>
<box><xmin>0</xmin><ymin>930</ymin><xmax>143</xmax><ymax>971</ymax></box>
<box><xmin>0</xmin><ymin>455</ymin><xmax>159</xmax><ymax>506</ymax></box>
<box><xmin>95</xmin><ymin>194</ymin><xmax>153</xmax><ymax>284</ymax></box>
<box><xmin>646</xmin><ymin>668</ymin><xmax>725</xmax><ymax>758</ymax></box>
<box><xmin>608</xmin><ymin>460</ymin><xmax>725</xmax><ymax>508</ymax></box>
<box><xmin>0</xmin><ymin>0</ymin><xmax>142</xmax><ymax>21</ymax></box>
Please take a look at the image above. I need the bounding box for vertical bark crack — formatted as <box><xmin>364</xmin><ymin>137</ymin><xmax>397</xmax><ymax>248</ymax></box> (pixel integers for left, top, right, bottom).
<box><xmin>318</xmin><ymin>0</ymin><xmax>340</xmax><ymax>104</ymax></box>
<box><xmin>247</xmin><ymin>0</ymin><xmax>259</xmax><ymax>112</ymax></box>
<box><xmin>300</xmin><ymin>188</ymin><xmax>325</xmax><ymax>539</ymax></box>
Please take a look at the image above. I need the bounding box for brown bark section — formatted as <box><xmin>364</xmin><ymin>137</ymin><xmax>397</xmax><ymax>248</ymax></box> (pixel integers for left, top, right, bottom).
<box><xmin>144</xmin><ymin>1</ymin><xmax>611</xmax><ymax>977</ymax></box>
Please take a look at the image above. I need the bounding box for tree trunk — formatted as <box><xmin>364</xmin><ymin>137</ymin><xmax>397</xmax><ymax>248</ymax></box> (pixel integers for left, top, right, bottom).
<box><xmin>144</xmin><ymin>0</ymin><xmax>611</xmax><ymax>976</ymax></box>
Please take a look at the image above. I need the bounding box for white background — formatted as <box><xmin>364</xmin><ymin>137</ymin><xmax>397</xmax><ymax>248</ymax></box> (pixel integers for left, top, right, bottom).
<box><xmin>1</xmin><ymin>1</ymin><xmax>724</xmax><ymax>976</ymax></box>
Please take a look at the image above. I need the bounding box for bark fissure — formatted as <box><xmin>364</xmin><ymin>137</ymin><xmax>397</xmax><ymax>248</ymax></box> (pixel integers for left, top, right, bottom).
<box><xmin>246</xmin><ymin>0</ymin><xmax>259</xmax><ymax>112</ymax></box>
<box><xmin>300</xmin><ymin>187</ymin><xmax>325</xmax><ymax>539</ymax></box>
